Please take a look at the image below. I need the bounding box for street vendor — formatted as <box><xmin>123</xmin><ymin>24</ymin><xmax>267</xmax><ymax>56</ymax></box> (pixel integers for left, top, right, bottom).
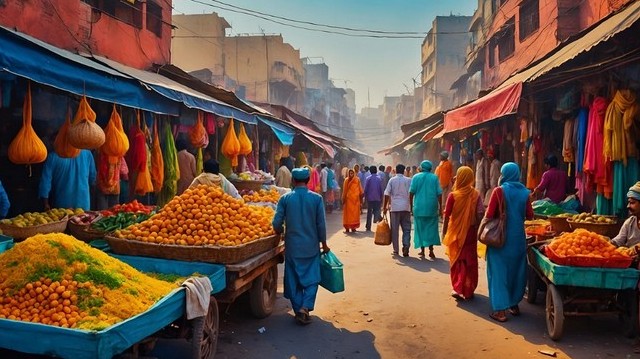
<box><xmin>532</xmin><ymin>154</ymin><xmax>567</xmax><ymax>204</ymax></box>
<box><xmin>610</xmin><ymin>181</ymin><xmax>640</xmax><ymax>248</ymax></box>
<box><xmin>272</xmin><ymin>167</ymin><xmax>329</xmax><ymax>325</ymax></box>
<box><xmin>39</xmin><ymin>150</ymin><xmax>96</xmax><ymax>211</ymax></box>
<box><xmin>189</xmin><ymin>160</ymin><xmax>241</xmax><ymax>199</ymax></box>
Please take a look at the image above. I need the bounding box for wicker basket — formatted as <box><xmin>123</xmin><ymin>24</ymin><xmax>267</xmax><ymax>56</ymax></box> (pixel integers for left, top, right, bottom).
<box><xmin>548</xmin><ymin>216</ymin><xmax>572</xmax><ymax>234</ymax></box>
<box><xmin>105</xmin><ymin>234</ymin><xmax>282</xmax><ymax>264</ymax></box>
<box><xmin>230</xmin><ymin>180</ymin><xmax>266</xmax><ymax>192</ymax></box>
<box><xmin>67</xmin><ymin>221</ymin><xmax>106</xmax><ymax>242</ymax></box>
<box><xmin>567</xmin><ymin>220</ymin><xmax>620</xmax><ymax>238</ymax></box>
<box><xmin>0</xmin><ymin>218</ymin><xmax>68</xmax><ymax>241</ymax></box>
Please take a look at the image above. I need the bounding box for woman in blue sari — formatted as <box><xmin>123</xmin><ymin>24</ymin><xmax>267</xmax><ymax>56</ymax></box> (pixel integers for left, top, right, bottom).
<box><xmin>484</xmin><ymin>162</ymin><xmax>534</xmax><ymax>322</ymax></box>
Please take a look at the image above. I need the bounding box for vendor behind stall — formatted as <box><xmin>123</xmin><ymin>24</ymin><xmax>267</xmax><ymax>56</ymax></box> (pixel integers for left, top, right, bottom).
<box><xmin>39</xmin><ymin>150</ymin><xmax>96</xmax><ymax>211</ymax></box>
<box><xmin>190</xmin><ymin>160</ymin><xmax>241</xmax><ymax>199</ymax></box>
<box><xmin>532</xmin><ymin>154</ymin><xmax>567</xmax><ymax>204</ymax></box>
<box><xmin>610</xmin><ymin>181</ymin><xmax>640</xmax><ymax>248</ymax></box>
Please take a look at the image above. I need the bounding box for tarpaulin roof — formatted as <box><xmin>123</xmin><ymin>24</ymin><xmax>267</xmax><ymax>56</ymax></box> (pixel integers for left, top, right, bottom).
<box><xmin>422</xmin><ymin>123</ymin><xmax>445</xmax><ymax>141</ymax></box>
<box><xmin>0</xmin><ymin>26</ymin><xmax>179</xmax><ymax>115</ymax></box>
<box><xmin>444</xmin><ymin>82</ymin><xmax>522</xmax><ymax>133</ymax></box>
<box><xmin>256</xmin><ymin>116</ymin><xmax>296</xmax><ymax>146</ymax></box>
<box><xmin>379</xmin><ymin>119</ymin><xmax>443</xmax><ymax>155</ymax></box>
<box><xmin>91</xmin><ymin>55</ymin><xmax>257</xmax><ymax>124</ymax></box>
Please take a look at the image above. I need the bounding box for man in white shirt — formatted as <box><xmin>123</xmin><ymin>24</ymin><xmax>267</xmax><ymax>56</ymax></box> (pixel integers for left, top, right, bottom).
<box><xmin>383</xmin><ymin>164</ymin><xmax>413</xmax><ymax>257</ymax></box>
<box><xmin>275</xmin><ymin>157</ymin><xmax>292</xmax><ymax>188</ymax></box>
<box><xmin>484</xmin><ymin>148</ymin><xmax>502</xmax><ymax>206</ymax></box>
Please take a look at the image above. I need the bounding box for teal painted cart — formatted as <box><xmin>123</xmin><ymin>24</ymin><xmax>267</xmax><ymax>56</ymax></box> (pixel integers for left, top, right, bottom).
<box><xmin>528</xmin><ymin>246</ymin><xmax>640</xmax><ymax>341</ymax></box>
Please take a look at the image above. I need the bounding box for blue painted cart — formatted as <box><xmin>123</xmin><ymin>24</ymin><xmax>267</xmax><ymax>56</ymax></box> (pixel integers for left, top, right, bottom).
<box><xmin>0</xmin><ymin>254</ymin><xmax>226</xmax><ymax>359</ymax></box>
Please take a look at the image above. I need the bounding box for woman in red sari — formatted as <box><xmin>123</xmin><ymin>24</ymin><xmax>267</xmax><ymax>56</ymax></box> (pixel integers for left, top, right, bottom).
<box><xmin>342</xmin><ymin>169</ymin><xmax>363</xmax><ymax>233</ymax></box>
<box><xmin>442</xmin><ymin>166</ymin><xmax>484</xmax><ymax>301</ymax></box>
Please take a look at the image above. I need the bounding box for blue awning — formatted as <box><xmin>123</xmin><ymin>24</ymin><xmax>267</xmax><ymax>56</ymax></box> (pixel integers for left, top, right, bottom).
<box><xmin>91</xmin><ymin>56</ymin><xmax>257</xmax><ymax>124</ymax></box>
<box><xmin>0</xmin><ymin>26</ymin><xmax>179</xmax><ymax>115</ymax></box>
<box><xmin>257</xmin><ymin>116</ymin><xmax>295</xmax><ymax>145</ymax></box>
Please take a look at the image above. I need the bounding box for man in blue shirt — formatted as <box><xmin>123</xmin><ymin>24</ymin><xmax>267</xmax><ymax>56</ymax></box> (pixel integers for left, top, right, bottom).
<box><xmin>39</xmin><ymin>150</ymin><xmax>96</xmax><ymax>211</ymax></box>
<box><xmin>363</xmin><ymin>166</ymin><xmax>384</xmax><ymax>231</ymax></box>
<box><xmin>273</xmin><ymin>168</ymin><xmax>330</xmax><ymax>325</ymax></box>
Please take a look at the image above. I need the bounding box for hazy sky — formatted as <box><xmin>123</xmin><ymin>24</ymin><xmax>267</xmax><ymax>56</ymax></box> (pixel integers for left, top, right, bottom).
<box><xmin>172</xmin><ymin>0</ymin><xmax>477</xmax><ymax>112</ymax></box>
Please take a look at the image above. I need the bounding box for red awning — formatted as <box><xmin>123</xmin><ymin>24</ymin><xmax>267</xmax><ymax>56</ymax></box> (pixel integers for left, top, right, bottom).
<box><xmin>422</xmin><ymin>123</ymin><xmax>444</xmax><ymax>141</ymax></box>
<box><xmin>444</xmin><ymin>82</ymin><xmax>522</xmax><ymax>133</ymax></box>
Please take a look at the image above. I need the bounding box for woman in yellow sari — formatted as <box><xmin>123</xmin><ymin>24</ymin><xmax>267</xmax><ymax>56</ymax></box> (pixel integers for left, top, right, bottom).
<box><xmin>442</xmin><ymin>166</ymin><xmax>484</xmax><ymax>301</ymax></box>
<box><xmin>342</xmin><ymin>169</ymin><xmax>363</xmax><ymax>233</ymax></box>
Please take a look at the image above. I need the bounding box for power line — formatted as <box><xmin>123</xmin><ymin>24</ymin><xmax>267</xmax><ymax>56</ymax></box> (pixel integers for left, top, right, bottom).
<box><xmin>183</xmin><ymin>0</ymin><xmax>472</xmax><ymax>38</ymax></box>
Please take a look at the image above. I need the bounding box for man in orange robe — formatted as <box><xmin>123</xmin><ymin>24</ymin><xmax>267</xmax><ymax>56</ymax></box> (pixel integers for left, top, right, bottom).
<box><xmin>435</xmin><ymin>151</ymin><xmax>453</xmax><ymax>214</ymax></box>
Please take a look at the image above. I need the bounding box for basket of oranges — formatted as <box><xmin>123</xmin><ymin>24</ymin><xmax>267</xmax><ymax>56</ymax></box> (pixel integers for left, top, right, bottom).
<box><xmin>544</xmin><ymin>229</ymin><xmax>633</xmax><ymax>268</ymax></box>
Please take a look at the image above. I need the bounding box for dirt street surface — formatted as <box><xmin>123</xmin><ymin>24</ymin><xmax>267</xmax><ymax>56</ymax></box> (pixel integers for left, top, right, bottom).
<box><xmin>193</xmin><ymin>211</ymin><xmax>640</xmax><ymax>359</ymax></box>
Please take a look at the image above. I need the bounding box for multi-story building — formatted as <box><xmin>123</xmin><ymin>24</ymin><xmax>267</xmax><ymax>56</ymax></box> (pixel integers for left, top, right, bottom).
<box><xmin>421</xmin><ymin>15</ymin><xmax>472</xmax><ymax>116</ymax></box>
<box><xmin>0</xmin><ymin>0</ymin><xmax>172</xmax><ymax>70</ymax></box>
<box><xmin>224</xmin><ymin>35</ymin><xmax>305</xmax><ymax>112</ymax></box>
<box><xmin>171</xmin><ymin>13</ymin><xmax>232</xmax><ymax>89</ymax></box>
<box><xmin>382</xmin><ymin>96</ymin><xmax>402</xmax><ymax>143</ymax></box>
<box><xmin>476</xmin><ymin>0</ymin><xmax>635</xmax><ymax>90</ymax></box>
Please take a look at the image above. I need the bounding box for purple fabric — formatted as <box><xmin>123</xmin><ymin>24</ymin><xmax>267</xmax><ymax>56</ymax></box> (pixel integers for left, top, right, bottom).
<box><xmin>536</xmin><ymin>168</ymin><xmax>567</xmax><ymax>203</ymax></box>
<box><xmin>364</xmin><ymin>174</ymin><xmax>384</xmax><ymax>202</ymax></box>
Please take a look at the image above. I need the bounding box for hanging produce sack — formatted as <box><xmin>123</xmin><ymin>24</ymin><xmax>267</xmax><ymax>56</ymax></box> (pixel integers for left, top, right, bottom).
<box><xmin>320</xmin><ymin>251</ymin><xmax>345</xmax><ymax>293</ymax></box>
<box><xmin>101</xmin><ymin>104</ymin><xmax>129</xmax><ymax>159</ymax></box>
<box><xmin>54</xmin><ymin>109</ymin><xmax>80</xmax><ymax>159</ymax></box>
<box><xmin>150</xmin><ymin>119</ymin><xmax>164</xmax><ymax>193</ymax></box>
<box><xmin>8</xmin><ymin>83</ymin><xmax>48</xmax><ymax>165</ymax></box>
<box><xmin>238</xmin><ymin>123</ymin><xmax>252</xmax><ymax>156</ymax></box>
<box><xmin>221</xmin><ymin>118</ymin><xmax>240</xmax><ymax>166</ymax></box>
<box><xmin>67</xmin><ymin>96</ymin><xmax>105</xmax><ymax>150</ymax></box>
<box><xmin>189</xmin><ymin>111</ymin><xmax>209</xmax><ymax>148</ymax></box>
<box><xmin>127</xmin><ymin>111</ymin><xmax>148</xmax><ymax>173</ymax></box>
<box><xmin>133</xmin><ymin>118</ymin><xmax>153</xmax><ymax>196</ymax></box>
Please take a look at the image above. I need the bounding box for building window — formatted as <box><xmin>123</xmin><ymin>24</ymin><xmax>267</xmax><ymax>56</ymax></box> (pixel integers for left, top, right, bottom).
<box><xmin>146</xmin><ymin>0</ymin><xmax>163</xmax><ymax>37</ymax></box>
<box><xmin>519</xmin><ymin>0</ymin><xmax>539</xmax><ymax>41</ymax></box>
<box><xmin>82</xmin><ymin>0</ymin><xmax>142</xmax><ymax>29</ymax></box>
<box><xmin>487</xmin><ymin>40</ymin><xmax>496</xmax><ymax>68</ymax></box>
<box><xmin>497</xmin><ymin>17</ymin><xmax>515</xmax><ymax>61</ymax></box>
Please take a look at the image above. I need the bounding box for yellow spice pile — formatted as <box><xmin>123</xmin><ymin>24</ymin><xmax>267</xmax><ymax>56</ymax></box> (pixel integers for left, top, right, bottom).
<box><xmin>0</xmin><ymin>233</ymin><xmax>176</xmax><ymax>331</ymax></box>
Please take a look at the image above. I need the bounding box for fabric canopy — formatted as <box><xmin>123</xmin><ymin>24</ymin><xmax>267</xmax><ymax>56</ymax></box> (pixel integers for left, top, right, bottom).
<box><xmin>422</xmin><ymin>123</ymin><xmax>444</xmax><ymax>141</ymax></box>
<box><xmin>301</xmin><ymin>132</ymin><xmax>336</xmax><ymax>158</ymax></box>
<box><xmin>444</xmin><ymin>82</ymin><xmax>522</xmax><ymax>133</ymax></box>
<box><xmin>91</xmin><ymin>56</ymin><xmax>257</xmax><ymax>124</ymax></box>
<box><xmin>257</xmin><ymin>116</ymin><xmax>295</xmax><ymax>145</ymax></box>
<box><xmin>0</xmin><ymin>26</ymin><xmax>179</xmax><ymax>115</ymax></box>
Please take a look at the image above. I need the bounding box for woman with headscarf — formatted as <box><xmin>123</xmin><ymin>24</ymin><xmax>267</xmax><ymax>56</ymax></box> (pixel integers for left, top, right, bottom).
<box><xmin>442</xmin><ymin>166</ymin><xmax>484</xmax><ymax>301</ymax></box>
<box><xmin>484</xmin><ymin>162</ymin><xmax>534</xmax><ymax>322</ymax></box>
<box><xmin>342</xmin><ymin>169</ymin><xmax>363</xmax><ymax>233</ymax></box>
<box><xmin>409</xmin><ymin>160</ymin><xmax>443</xmax><ymax>258</ymax></box>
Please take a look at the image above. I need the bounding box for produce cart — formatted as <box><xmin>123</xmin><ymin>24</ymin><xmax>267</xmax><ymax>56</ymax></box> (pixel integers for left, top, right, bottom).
<box><xmin>0</xmin><ymin>253</ymin><xmax>226</xmax><ymax>359</ymax></box>
<box><xmin>527</xmin><ymin>244</ymin><xmax>640</xmax><ymax>341</ymax></box>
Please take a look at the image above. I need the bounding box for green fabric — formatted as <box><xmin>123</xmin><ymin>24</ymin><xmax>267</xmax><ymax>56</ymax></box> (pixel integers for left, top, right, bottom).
<box><xmin>157</xmin><ymin>123</ymin><xmax>178</xmax><ymax>207</ymax></box>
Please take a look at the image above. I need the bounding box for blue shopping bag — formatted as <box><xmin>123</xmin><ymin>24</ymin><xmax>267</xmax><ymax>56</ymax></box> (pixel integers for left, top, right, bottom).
<box><xmin>320</xmin><ymin>251</ymin><xmax>344</xmax><ymax>293</ymax></box>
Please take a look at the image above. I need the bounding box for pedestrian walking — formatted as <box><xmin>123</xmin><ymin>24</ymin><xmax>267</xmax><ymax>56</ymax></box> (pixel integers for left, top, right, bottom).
<box><xmin>272</xmin><ymin>168</ymin><xmax>330</xmax><ymax>325</ymax></box>
<box><xmin>442</xmin><ymin>166</ymin><xmax>484</xmax><ymax>301</ymax></box>
<box><xmin>409</xmin><ymin>160</ymin><xmax>442</xmax><ymax>259</ymax></box>
<box><xmin>321</xmin><ymin>163</ymin><xmax>336</xmax><ymax>213</ymax></box>
<box><xmin>435</xmin><ymin>151</ymin><xmax>453</xmax><ymax>215</ymax></box>
<box><xmin>383</xmin><ymin>164</ymin><xmax>412</xmax><ymax>257</ymax></box>
<box><xmin>364</xmin><ymin>166</ymin><xmax>384</xmax><ymax>231</ymax></box>
<box><xmin>484</xmin><ymin>162</ymin><xmax>534</xmax><ymax>322</ymax></box>
<box><xmin>342</xmin><ymin>169</ymin><xmax>363</xmax><ymax>233</ymax></box>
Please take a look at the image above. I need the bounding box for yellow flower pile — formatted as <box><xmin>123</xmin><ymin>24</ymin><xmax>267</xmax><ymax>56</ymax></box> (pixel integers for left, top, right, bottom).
<box><xmin>0</xmin><ymin>233</ymin><xmax>176</xmax><ymax>331</ymax></box>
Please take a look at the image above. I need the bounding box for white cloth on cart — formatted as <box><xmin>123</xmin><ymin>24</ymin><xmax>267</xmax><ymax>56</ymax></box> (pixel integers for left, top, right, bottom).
<box><xmin>181</xmin><ymin>277</ymin><xmax>213</xmax><ymax>320</ymax></box>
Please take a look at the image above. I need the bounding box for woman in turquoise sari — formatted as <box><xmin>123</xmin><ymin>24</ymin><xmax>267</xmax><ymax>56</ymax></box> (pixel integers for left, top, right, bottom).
<box><xmin>409</xmin><ymin>160</ymin><xmax>442</xmax><ymax>258</ymax></box>
<box><xmin>484</xmin><ymin>162</ymin><xmax>534</xmax><ymax>322</ymax></box>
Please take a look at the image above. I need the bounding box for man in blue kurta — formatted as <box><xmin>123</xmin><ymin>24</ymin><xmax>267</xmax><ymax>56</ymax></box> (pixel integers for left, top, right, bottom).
<box><xmin>39</xmin><ymin>150</ymin><xmax>96</xmax><ymax>211</ymax></box>
<box><xmin>272</xmin><ymin>167</ymin><xmax>330</xmax><ymax>325</ymax></box>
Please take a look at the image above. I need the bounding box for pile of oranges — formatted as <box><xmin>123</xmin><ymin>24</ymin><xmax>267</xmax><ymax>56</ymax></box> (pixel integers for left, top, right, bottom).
<box><xmin>547</xmin><ymin>229</ymin><xmax>629</xmax><ymax>259</ymax></box>
<box><xmin>242</xmin><ymin>188</ymin><xmax>280</xmax><ymax>204</ymax></box>
<box><xmin>0</xmin><ymin>276</ymin><xmax>82</xmax><ymax>327</ymax></box>
<box><xmin>117</xmin><ymin>184</ymin><xmax>275</xmax><ymax>247</ymax></box>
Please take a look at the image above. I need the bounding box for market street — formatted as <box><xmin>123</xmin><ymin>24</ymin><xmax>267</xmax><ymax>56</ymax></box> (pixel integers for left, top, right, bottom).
<box><xmin>149</xmin><ymin>210</ymin><xmax>640</xmax><ymax>359</ymax></box>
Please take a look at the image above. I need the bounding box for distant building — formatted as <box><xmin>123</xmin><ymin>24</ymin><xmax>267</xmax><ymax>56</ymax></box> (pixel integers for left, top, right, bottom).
<box><xmin>421</xmin><ymin>15</ymin><xmax>472</xmax><ymax>116</ymax></box>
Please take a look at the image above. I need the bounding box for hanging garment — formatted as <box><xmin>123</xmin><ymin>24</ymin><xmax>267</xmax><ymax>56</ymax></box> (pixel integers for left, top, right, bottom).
<box><xmin>584</xmin><ymin>97</ymin><xmax>610</xmax><ymax>194</ymax></box>
<box><xmin>604</xmin><ymin>90</ymin><xmax>639</xmax><ymax>164</ymax></box>
<box><xmin>575</xmin><ymin>108</ymin><xmax>589</xmax><ymax>173</ymax></box>
<box><xmin>562</xmin><ymin>118</ymin><xmax>575</xmax><ymax>165</ymax></box>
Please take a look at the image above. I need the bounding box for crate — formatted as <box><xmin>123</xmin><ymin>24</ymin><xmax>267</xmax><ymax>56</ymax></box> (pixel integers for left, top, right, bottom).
<box><xmin>532</xmin><ymin>247</ymin><xmax>640</xmax><ymax>290</ymax></box>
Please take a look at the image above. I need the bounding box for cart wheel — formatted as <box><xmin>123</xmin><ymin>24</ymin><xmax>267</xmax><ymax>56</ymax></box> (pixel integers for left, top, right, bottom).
<box><xmin>191</xmin><ymin>298</ymin><xmax>219</xmax><ymax>359</ymax></box>
<box><xmin>525</xmin><ymin>266</ymin><xmax>539</xmax><ymax>304</ymax></box>
<box><xmin>546</xmin><ymin>284</ymin><xmax>564</xmax><ymax>341</ymax></box>
<box><xmin>619</xmin><ymin>289</ymin><xmax>639</xmax><ymax>338</ymax></box>
<box><xmin>249</xmin><ymin>264</ymin><xmax>278</xmax><ymax>318</ymax></box>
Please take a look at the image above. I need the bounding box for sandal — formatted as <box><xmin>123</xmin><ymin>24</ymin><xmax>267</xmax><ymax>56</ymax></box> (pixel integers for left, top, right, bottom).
<box><xmin>428</xmin><ymin>251</ymin><xmax>436</xmax><ymax>259</ymax></box>
<box><xmin>508</xmin><ymin>305</ymin><xmax>520</xmax><ymax>316</ymax></box>
<box><xmin>451</xmin><ymin>291</ymin><xmax>465</xmax><ymax>301</ymax></box>
<box><xmin>490</xmin><ymin>311</ymin><xmax>508</xmax><ymax>322</ymax></box>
